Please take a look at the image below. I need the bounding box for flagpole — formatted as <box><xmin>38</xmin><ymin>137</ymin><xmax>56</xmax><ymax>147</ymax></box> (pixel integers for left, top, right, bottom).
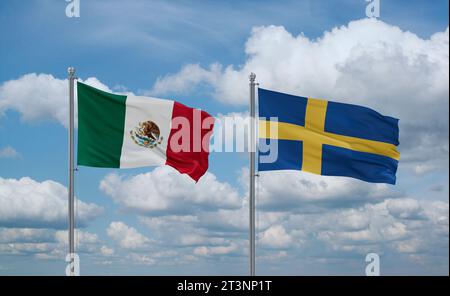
<box><xmin>68</xmin><ymin>67</ymin><xmax>76</xmax><ymax>276</ymax></box>
<box><xmin>249</xmin><ymin>73</ymin><xmax>256</xmax><ymax>276</ymax></box>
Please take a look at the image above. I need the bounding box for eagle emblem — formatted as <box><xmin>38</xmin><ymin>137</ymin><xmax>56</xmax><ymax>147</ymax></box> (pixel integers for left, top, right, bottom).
<box><xmin>130</xmin><ymin>120</ymin><xmax>163</xmax><ymax>148</ymax></box>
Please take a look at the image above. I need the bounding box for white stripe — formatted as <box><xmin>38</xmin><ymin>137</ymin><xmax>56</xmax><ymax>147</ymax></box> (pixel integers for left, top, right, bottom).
<box><xmin>120</xmin><ymin>95</ymin><xmax>174</xmax><ymax>168</ymax></box>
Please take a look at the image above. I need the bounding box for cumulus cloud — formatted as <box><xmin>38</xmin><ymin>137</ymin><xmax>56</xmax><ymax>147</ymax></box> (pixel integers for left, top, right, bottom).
<box><xmin>138</xmin><ymin>208</ymin><xmax>287</xmax><ymax>256</ymax></box>
<box><xmin>0</xmin><ymin>73</ymin><xmax>113</xmax><ymax>128</ymax></box>
<box><xmin>107</xmin><ymin>221</ymin><xmax>150</xmax><ymax>250</ymax></box>
<box><xmin>259</xmin><ymin>225</ymin><xmax>293</xmax><ymax>249</ymax></box>
<box><xmin>386</xmin><ymin>198</ymin><xmax>425</xmax><ymax>220</ymax></box>
<box><xmin>135</xmin><ymin>179</ymin><xmax>447</xmax><ymax>273</ymax></box>
<box><xmin>0</xmin><ymin>177</ymin><xmax>102</xmax><ymax>228</ymax></box>
<box><xmin>100</xmin><ymin>166</ymin><xmax>241</xmax><ymax>215</ymax></box>
<box><xmin>296</xmin><ymin>198</ymin><xmax>448</xmax><ymax>254</ymax></box>
<box><xmin>0</xmin><ymin>73</ymin><xmax>68</xmax><ymax>125</ymax></box>
<box><xmin>150</xmin><ymin>19</ymin><xmax>449</xmax><ymax>173</ymax></box>
<box><xmin>127</xmin><ymin>166</ymin><xmax>445</xmax><ymax>271</ymax></box>
<box><xmin>253</xmin><ymin>170</ymin><xmax>400</xmax><ymax>212</ymax></box>
<box><xmin>151</xmin><ymin>19</ymin><xmax>448</xmax><ymax>110</ymax></box>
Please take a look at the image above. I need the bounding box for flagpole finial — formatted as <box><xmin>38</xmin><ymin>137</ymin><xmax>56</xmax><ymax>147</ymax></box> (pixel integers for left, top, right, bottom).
<box><xmin>68</xmin><ymin>67</ymin><xmax>75</xmax><ymax>77</ymax></box>
<box><xmin>249</xmin><ymin>72</ymin><xmax>256</xmax><ymax>82</ymax></box>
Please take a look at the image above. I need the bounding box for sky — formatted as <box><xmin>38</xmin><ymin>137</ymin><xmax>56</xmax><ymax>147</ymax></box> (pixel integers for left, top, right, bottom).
<box><xmin>0</xmin><ymin>0</ymin><xmax>448</xmax><ymax>275</ymax></box>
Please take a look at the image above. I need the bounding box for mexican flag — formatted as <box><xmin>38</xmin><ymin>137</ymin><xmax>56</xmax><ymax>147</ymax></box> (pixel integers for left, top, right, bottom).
<box><xmin>77</xmin><ymin>82</ymin><xmax>214</xmax><ymax>182</ymax></box>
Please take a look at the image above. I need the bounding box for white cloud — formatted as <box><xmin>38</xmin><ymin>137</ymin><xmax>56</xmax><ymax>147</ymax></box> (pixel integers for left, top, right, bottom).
<box><xmin>310</xmin><ymin>199</ymin><xmax>447</xmax><ymax>253</ymax></box>
<box><xmin>0</xmin><ymin>242</ymin><xmax>53</xmax><ymax>255</ymax></box>
<box><xmin>259</xmin><ymin>225</ymin><xmax>293</xmax><ymax>249</ymax></box>
<box><xmin>131</xmin><ymin>168</ymin><xmax>447</xmax><ymax>268</ymax></box>
<box><xmin>107</xmin><ymin>221</ymin><xmax>150</xmax><ymax>250</ymax></box>
<box><xmin>258</xmin><ymin>251</ymin><xmax>289</xmax><ymax>262</ymax></box>
<box><xmin>393</xmin><ymin>238</ymin><xmax>424</xmax><ymax>254</ymax></box>
<box><xmin>134</xmin><ymin>196</ymin><xmax>444</xmax><ymax>267</ymax></box>
<box><xmin>54</xmin><ymin>230</ymin><xmax>100</xmax><ymax>246</ymax></box>
<box><xmin>0</xmin><ymin>177</ymin><xmax>102</xmax><ymax>228</ymax></box>
<box><xmin>0</xmin><ymin>228</ymin><xmax>53</xmax><ymax>244</ymax></box>
<box><xmin>387</xmin><ymin>198</ymin><xmax>425</xmax><ymax>220</ymax></box>
<box><xmin>0</xmin><ymin>228</ymin><xmax>102</xmax><ymax>257</ymax></box>
<box><xmin>150</xmin><ymin>19</ymin><xmax>449</xmax><ymax>173</ymax></box>
<box><xmin>51</xmin><ymin>229</ymin><xmax>102</xmax><ymax>255</ymax></box>
<box><xmin>100</xmin><ymin>245</ymin><xmax>115</xmax><ymax>256</ymax></box>
<box><xmin>100</xmin><ymin>166</ymin><xmax>241</xmax><ymax>215</ymax></box>
<box><xmin>0</xmin><ymin>146</ymin><xmax>20</xmax><ymax>159</ymax></box>
<box><xmin>254</xmin><ymin>170</ymin><xmax>400</xmax><ymax>212</ymax></box>
<box><xmin>422</xmin><ymin>201</ymin><xmax>449</xmax><ymax>228</ymax></box>
<box><xmin>151</xmin><ymin>19</ymin><xmax>448</xmax><ymax>110</ymax></box>
<box><xmin>335</xmin><ymin>209</ymin><xmax>371</xmax><ymax>231</ymax></box>
<box><xmin>0</xmin><ymin>73</ymin><xmax>114</xmax><ymax>128</ymax></box>
<box><xmin>193</xmin><ymin>243</ymin><xmax>238</xmax><ymax>256</ymax></box>
<box><xmin>127</xmin><ymin>250</ymin><xmax>182</xmax><ymax>266</ymax></box>
<box><xmin>105</xmin><ymin>180</ymin><xmax>446</xmax><ymax>273</ymax></box>
<box><xmin>0</xmin><ymin>73</ymin><xmax>68</xmax><ymax>126</ymax></box>
<box><xmin>127</xmin><ymin>253</ymin><xmax>156</xmax><ymax>265</ymax></box>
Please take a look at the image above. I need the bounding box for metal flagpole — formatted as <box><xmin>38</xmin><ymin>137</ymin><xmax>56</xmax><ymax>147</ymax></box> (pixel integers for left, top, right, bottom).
<box><xmin>68</xmin><ymin>67</ymin><xmax>76</xmax><ymax>276</ymax></box>
<box><xmin>249</xmin><ymin>73</ymin><xmax>256</xmax><ymax>276</ymax></box>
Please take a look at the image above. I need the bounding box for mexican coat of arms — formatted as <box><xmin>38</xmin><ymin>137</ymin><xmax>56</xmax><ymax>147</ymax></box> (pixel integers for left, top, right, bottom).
<box><xmin>130</xmin><ymin>120</ymin><xmax>163</xmax><ymax>148</ymax></box>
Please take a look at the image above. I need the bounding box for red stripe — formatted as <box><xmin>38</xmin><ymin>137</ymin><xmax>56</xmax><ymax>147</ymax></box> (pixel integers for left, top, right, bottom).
<box><xmin>165</xmin><ymin>101</ymin><xmax>215</xmax><ymax>182</ymax></box>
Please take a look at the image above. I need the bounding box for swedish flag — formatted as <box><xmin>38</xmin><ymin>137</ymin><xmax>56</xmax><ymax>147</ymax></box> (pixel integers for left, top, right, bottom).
<box><xmin>258</xmin><ymin>88</ymin><xmax>400</xmax><ymax>184</ymax></box>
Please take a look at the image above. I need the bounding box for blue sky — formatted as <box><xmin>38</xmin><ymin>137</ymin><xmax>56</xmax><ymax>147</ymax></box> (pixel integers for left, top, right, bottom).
<box><xmin>0</xmin><ymin>0</ymin><xmax>448</xmax><ymax>275</ymax></box>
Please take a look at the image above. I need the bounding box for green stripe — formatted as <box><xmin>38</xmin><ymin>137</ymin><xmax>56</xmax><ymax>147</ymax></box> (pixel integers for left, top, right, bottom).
<box><xmin>77</xmin><ymin>82</ymin><xmax>127</xmax><ymax>168</ymax></box>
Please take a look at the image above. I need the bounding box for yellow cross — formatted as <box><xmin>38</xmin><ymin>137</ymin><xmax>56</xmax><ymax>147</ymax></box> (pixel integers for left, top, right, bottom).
<box><xmin>259</xmin><ymin>98</ymin><xmax>400</xmax><ymax>175</ymax></box>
